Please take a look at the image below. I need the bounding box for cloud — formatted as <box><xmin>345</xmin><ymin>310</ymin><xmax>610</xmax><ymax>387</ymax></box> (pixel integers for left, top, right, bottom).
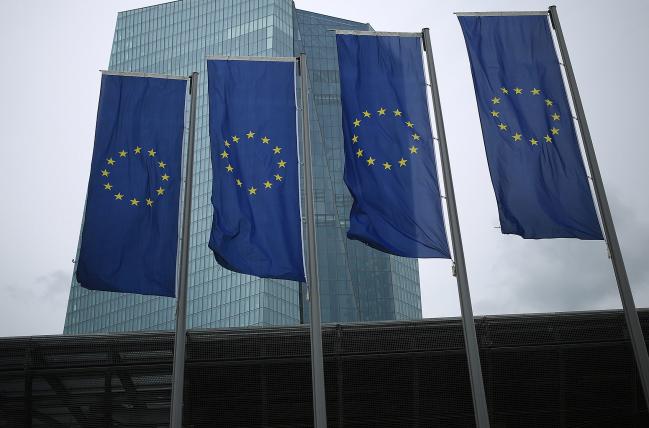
<box><xmin>0</xmin><ymin>270</ymin><xmax>70</xmax><ymax>337</ymax></box>
<box><xmin>475</xmin><ymin>194</ymin><xmax>649</xmax><ymax>315</ymax></box>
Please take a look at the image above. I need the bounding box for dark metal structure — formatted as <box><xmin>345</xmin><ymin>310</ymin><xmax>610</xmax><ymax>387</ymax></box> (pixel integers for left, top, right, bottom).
<box><xmin>1</xmin><ymin>309</ymin><xmax>647</xmax><ymax>427</ymax></box>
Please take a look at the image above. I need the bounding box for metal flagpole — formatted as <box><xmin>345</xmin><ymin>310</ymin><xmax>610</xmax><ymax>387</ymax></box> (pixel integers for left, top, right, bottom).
<box><xmin>549</xmin><ymin>5</ymin><xmax>649</xmax><ymax>408</ymax></box>
<box><xmin>298</xmin><ymin>53</ymin><xmax>328</xmax><ymax>428</ymax></box>
<box><xmin>422</xmin><ymin>28</ymin><xmax>491</xmax><ymax>428</ymax></box>
<box><xmin>170</xmin><ymin>71</ymin><xmax>199</xmax><ymax>428</ymax></box>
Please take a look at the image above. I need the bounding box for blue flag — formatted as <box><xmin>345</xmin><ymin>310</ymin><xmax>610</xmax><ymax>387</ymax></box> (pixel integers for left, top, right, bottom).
<box><xmin>459</xmin><ymin>16</ymin><xmax>603</xmax><ymax>240</ymax></box>
<box><xmin>336</xmin><ymin>34</ymin><xmax>450</xmax><ymax>258</ymax></box>
<box><xmin>207</xmin><ymin>59</ymin><xmax>305</xmax><ymax>282</ymax></box>
<box><xmin>76</xmin><ymin>73</ymin><xmax>187</xmax><ymax>297</ymax></box>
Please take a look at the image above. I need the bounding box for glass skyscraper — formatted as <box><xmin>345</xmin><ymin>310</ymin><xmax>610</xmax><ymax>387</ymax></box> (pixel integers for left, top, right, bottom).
<box><xmin>64</xmin><ymin>0</ymin><xmax>421</xmax><ymax>334</ymax></box>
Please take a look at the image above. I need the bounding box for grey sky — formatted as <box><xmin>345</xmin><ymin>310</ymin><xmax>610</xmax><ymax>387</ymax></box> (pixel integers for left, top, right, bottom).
<box><xmin>0</xmin><ymin>0</ymin><xmax>646</xmax><ymax>337</ymax></box>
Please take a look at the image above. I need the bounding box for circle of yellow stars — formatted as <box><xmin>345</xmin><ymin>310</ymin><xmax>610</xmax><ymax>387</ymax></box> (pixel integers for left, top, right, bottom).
<box><xmin>350</xmin><ymin>107</ymin><xmax>421</xmax><ymax>171</ymax></box>
<box><xmin>101</xmin><ymin>146</ymin><xmax>169</xmax><ymax>207</ymax></box>
<box><xmin>489</xmin><ymin>86</ymin><xmax>561</xmax><ymax>147</ymax></box>
<box><xmin>220</xmin><ymin>131</ymin><xmax>285</xmax><ymax>196</ymax></box>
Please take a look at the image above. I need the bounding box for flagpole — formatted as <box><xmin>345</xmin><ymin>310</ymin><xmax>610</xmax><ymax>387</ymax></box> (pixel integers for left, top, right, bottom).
<box><xmin>549</xmin><ymin>5</ymin><xmax>649</xmax><ymax>409</ymax></box>
<box><xmin>170</xmin><ymin>71</ymin><xmax>198</xmax><ymax>428</ymax></box>
<box><xmin>422</xmin><ymin>28</ymin><xmax>491</xmax><ymax>428</ymax></box>
<box><xmin>298</xmin><ymin>53</ymin><xmax>328</xmax><ymax>428</ymax></box>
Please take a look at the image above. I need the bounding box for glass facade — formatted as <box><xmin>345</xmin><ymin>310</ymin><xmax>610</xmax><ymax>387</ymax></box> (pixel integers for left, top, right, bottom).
<box><xmin>64</xmin><ymin>0</ymin><xmax>421</xmax><ymax>334</ymax></box>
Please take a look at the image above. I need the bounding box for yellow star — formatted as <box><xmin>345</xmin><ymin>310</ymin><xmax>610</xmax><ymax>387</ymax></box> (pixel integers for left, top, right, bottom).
<box><xmin>393</xmin><ymin>109</ymin><xmax>402</xmax><ymax>117</ymax></box>
<box><xmin>545</xmin><ymin>99</ymin><xmax>553</xmax><ymax>107</ymax></box>
<box><xmin>383</xmin><ymin>162</ymin><xmax>392</xmax><ymax>170</ymax></box>
<box><xmin>377</xmin><ymin>107</ymin><xmax>386</xmax><ymax>116</ymax></box>
<box><xmin>398</xmin><ymin>158</ymin><xmax>407</xmax><ymax>167</ymax></box>
<box><xmin>531</xmin><ymin>88</ymin><xmax>541</xmax><ymax>95</ymax></box>
<box><xmin>513</xmin><ymin>132</ymin><xmax>522</xmax><ymax>142</ymax></box>
<box><xmin>107</xmin><ymin>158</ymin><xmax>115</xmax><ymax>165</ymax></box>
<box><xmin>101</xmin><ymin>169</ymin><xmax>110</xmax><ymax>177</ymax></box>
<box><xmin>363</xmin><ymin>110</ymin><xmax>371</xmax><ymax>118</ymax></box>
<box><xmin>130</xmin><ymin>198</ymin><xmax>139</xmax><ymax>206</ymax></box>
<box><xmin>500</xmin><ymin>87</ymin><xmax>509</xmax><ymax>94</ymax></box>
<box><xmin>226</xmin><ymin>164</ymin><xmax>234</xmax><ymax>173</ymax></box>
<box><xmin>162</xmin><ymin>174</ymin><xmax>170</xmax><ymax>181</ymax></box>
<box><xmin>224</xmin><ymin>140</ymin><xmax>231</xmax><ymax>148</ymax></box>
<box><xmin>261</xmin><ymin>136</ymin><xmax>270</xmax><ymax>144</ymax></box>
<box><xmin>551</xmin><ymin>127</ymin><xmax>560</xmax><ymax>135</ymax></box>
<box><xmin>412</xmin><ymin>133</ymin><xmax>420</xmax><ymax>141</ymax></box>
<box><xmin>278</xmin><ymin>160</ymin><xmax>286</xmax><ymax>168</ymax></box>
<box><xmin>544</xmin><ymin>135</ymin><xmax>553</xmax><ymax>143</ymax></box>
<box><xmin>352</xmin><ymin>135</ymin><xmax>359</xmax><ymax>144</ymax></box>
<box><xmin>232</xmin><ymin>135</ymin><xmax>240</xmax><ymax>143</ymax></box>
<box><xmin>491</xmin><ymin>110</ymin><xmax>500</xmax><ymax>117</ymax></box>
<box><xmin>220</xmin><ymin>150</ymin><xmax>229</xmax><ymax>159</ymax></box>
<box><xmin>353</xmin><ymin>118</ymin><xmax>361</xmax><ymax>127</ymax></box>
<box><xmin>246</xmin><ymin>131</ymin><xmax>255</xmax><ymax>139</ymax></box>
<box><xmin>274</xmin><ymin>174</ymin><xmax>283</xmax><ymax>181</ymax></box>
<box><xmin>158</xmin><ymin>161</ymin><xmax>166</xmax><ymax>168</ymax></box>
<box><xmin>148</xmin><ymin>149</ymin><xmax>156</xmax><ymax>157</ymax></box>
<box><xmin>119</xmin><ymin>150</ymin><xmax>127</xmax><ymax>157</ymax></box>
<box><xmin>146</xmin><ymin>198</ymin><xmax>154</xmax><ymax>207</ymax></box>
<box><xmin>114</xmin><ymin>192</ymin><xmax>124</xmax><ymax>200</ymax></box>
<box><xmin>104</xmin><ymin>183</ymin><xmax>113</xmax><ymax>190</ymax></box>
<box><xmin>405</xmin><ymin>121</ymin><xmax>414</xmax><ymax>128</ymax></box>
<box><xmin>551</xmin><ymin>113</ymin><xmax>560</xmax><ymax>121</ymax></box>
<box><xmin>248</xmin><ymin>186</ymin><xmax>257</xmax><ymax>195</ymax></box>
<box><xmin>135</xmin><ymin>146</ymin><xmax>143</xmax><ymax>154</ymax></box>
<box><xmin>514</xmin><ymin>87</ymin><xmax>523</xmax><ymax>95</ymax></box>
<box><xmin>498</xmin><ymin>123</ymin><xmax>508</xmax><ymax>131</ymax></box>
<box><xmin>273</xmin><ymin>146</ymin><xmax>282</xmax><ymax>154</ymax></box>
<box><xmin>356</xmin><ymin>148</ymin><xmax>363</xmax><ymax>158</ymax></box>
<box><xmin>156</xmin><ymin>187</ymin><xmax>165</xmax><ymax>195</ymax></box>
<box><xmin>367</xmin><ymin>157</ymin><xmax>375</xmax><ymax>166</ymax></box>
<box><xmin>530</xmin><ymin>138</ymin><xmax>538</xmax><ymax>146</ymax></box>
<box><xmin>236</xmin><ymin>179</ymin><xmax>243</xmax><ymax>187</ymax></box>
<box><xmin>264</xmin><ymin>181</ymin><xmax>272</xmax><ymax>189</ymax></box>
<box><xmin>409</xmin><ymin>146</ymin><xmax>418</xmax><ymax>154</ymax></box>
<box><xmin>492</xmin><ymin>97</ymin><xmax>501</xmax><ymax>104</ymax></box>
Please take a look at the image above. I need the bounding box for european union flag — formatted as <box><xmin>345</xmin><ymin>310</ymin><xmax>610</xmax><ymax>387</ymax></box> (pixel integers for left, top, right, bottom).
<box><xmin>336</xmin><ymin>34</ymin><xmax>450</xmax><ymax>258</ymax></box>
<box><xmin>459</xmin><ymin>15</ymin><xmax>603</xmax><ymax>240</ymax></box>
<box><xmin>207</xmin><ymin>58</ymin><xmax>305</xmax><ymax>281</ymax></box>
<box><xmin>76</xmin><ymin>73</ymin><xmax>187</xmax><ymax>297</ymax></box>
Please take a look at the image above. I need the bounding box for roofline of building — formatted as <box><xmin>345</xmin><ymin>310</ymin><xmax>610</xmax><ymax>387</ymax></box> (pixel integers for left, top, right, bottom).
<box><xmin>6</xmin><ymin>308</ymin><xmax>646</xmax><ymax>341</ymax></box>
<box><xmin>118</xmin><ymin>0</ymin><xmax>180</xmax><ymax>15</ymax></box>
<box><xmin>116</xmin><ymin>0</ymin><xmax>372</xmax><ymax>26</ymax></box>
<box><xmin>294</xmin><ymin>7</ymin><xmax>371</xmax><ymax>28</ymax></box>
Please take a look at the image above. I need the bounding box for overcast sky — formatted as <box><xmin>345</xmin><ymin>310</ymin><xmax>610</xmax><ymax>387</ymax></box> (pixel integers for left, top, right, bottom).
<box><xmin>0</xmin><ymin>0</ymin><xmax>647</xmax><ymax>337</ymax></box>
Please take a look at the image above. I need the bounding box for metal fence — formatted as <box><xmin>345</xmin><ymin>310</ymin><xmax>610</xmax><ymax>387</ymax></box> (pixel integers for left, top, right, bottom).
<box><xmin>1</xmin><ymin>310</ymin><xmax>648</xmax><ymax>427</ymax></box>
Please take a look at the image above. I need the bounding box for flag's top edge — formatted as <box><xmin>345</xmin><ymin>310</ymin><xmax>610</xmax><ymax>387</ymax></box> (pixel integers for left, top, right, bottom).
<box><xmin>100</xmin><ymin>70</ymin><xmax>189</xmax><ymax>80</ymax></box>
<box><xmin>333</xmin><ymin>30</ymin><xmax>421</xmax><ymax>38</ymax></box>
<box><xmin>206</xmin><ymin>55</ymin><xmax>296</xmax><ymax>62</ymax></box>
<box><xmin>455</xmin><ymin>11</ymin><xmax>548</xmax><ymax>17</ymax></box>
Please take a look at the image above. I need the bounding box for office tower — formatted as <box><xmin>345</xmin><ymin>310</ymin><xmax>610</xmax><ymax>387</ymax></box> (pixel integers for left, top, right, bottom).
<box><xmin>64</xmin><ymin>0</ymin><xmax>421</xmax><ymax>334</ymax></box>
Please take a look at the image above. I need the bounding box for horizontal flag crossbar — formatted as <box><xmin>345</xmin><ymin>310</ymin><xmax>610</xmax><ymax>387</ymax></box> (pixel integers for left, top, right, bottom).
<box><xmin>332</xmin><ymin>29</ymin><xmax>421</xmax><ymax>38</ymax></box>
<box><xmin>454</xmin><ymin>11</ymin><xmax>548</xmax><ymax>17</ymax></box>
<box><xmin>100</xmin><ymin>70</ymin><xmax>189</xmax><ymax>80</ymax></box>
<box><xmin>206</xmin><ymin>55</ymin><xmax>296</xmax><ymax>62</ymax></box>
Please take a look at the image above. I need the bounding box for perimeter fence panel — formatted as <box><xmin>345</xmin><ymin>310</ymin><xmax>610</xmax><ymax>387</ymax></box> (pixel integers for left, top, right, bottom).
<box><xmin>0</xmin><ymin>310</ymin><xmax>647</xmax><ymax>427</ymax></box>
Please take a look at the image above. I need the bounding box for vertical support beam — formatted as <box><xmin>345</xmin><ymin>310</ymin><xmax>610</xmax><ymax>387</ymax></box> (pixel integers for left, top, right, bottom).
<box><xmin>170</xmin><ymin>71</ymin><xmax>199</xmax><ymax>428</ymax></box>
<box><xmin>104</xmin><ymin>369</ymin><xmax>112</xmax><ymax>428</ymax></box>
<box><xmin>421</xmin><ymin>28</ymin><xmax>491</xmax><ymax>428</ymax></box>
<box><xmin>298</xmin><ymin>53</ymin><xmax>328</xmax><ymax>428</ymax></box>
<box><xmin>24</xmin><ymin>341</ymin><xmax>32</xmax><ymax>428</ymax></box>
<box><xmin>24</xmin><ymin>375</ymin><xmax>32</xmax><ymax>427</ymax></box>
<box><xmin>336</xmin><ymin>325</ymin><xmax>344</xmax><ymax>428</ymax></box>
<box><xmin>549</xmin><ymin>5</ymin><xmax>649</xmax><ymax>409</ymax></box>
